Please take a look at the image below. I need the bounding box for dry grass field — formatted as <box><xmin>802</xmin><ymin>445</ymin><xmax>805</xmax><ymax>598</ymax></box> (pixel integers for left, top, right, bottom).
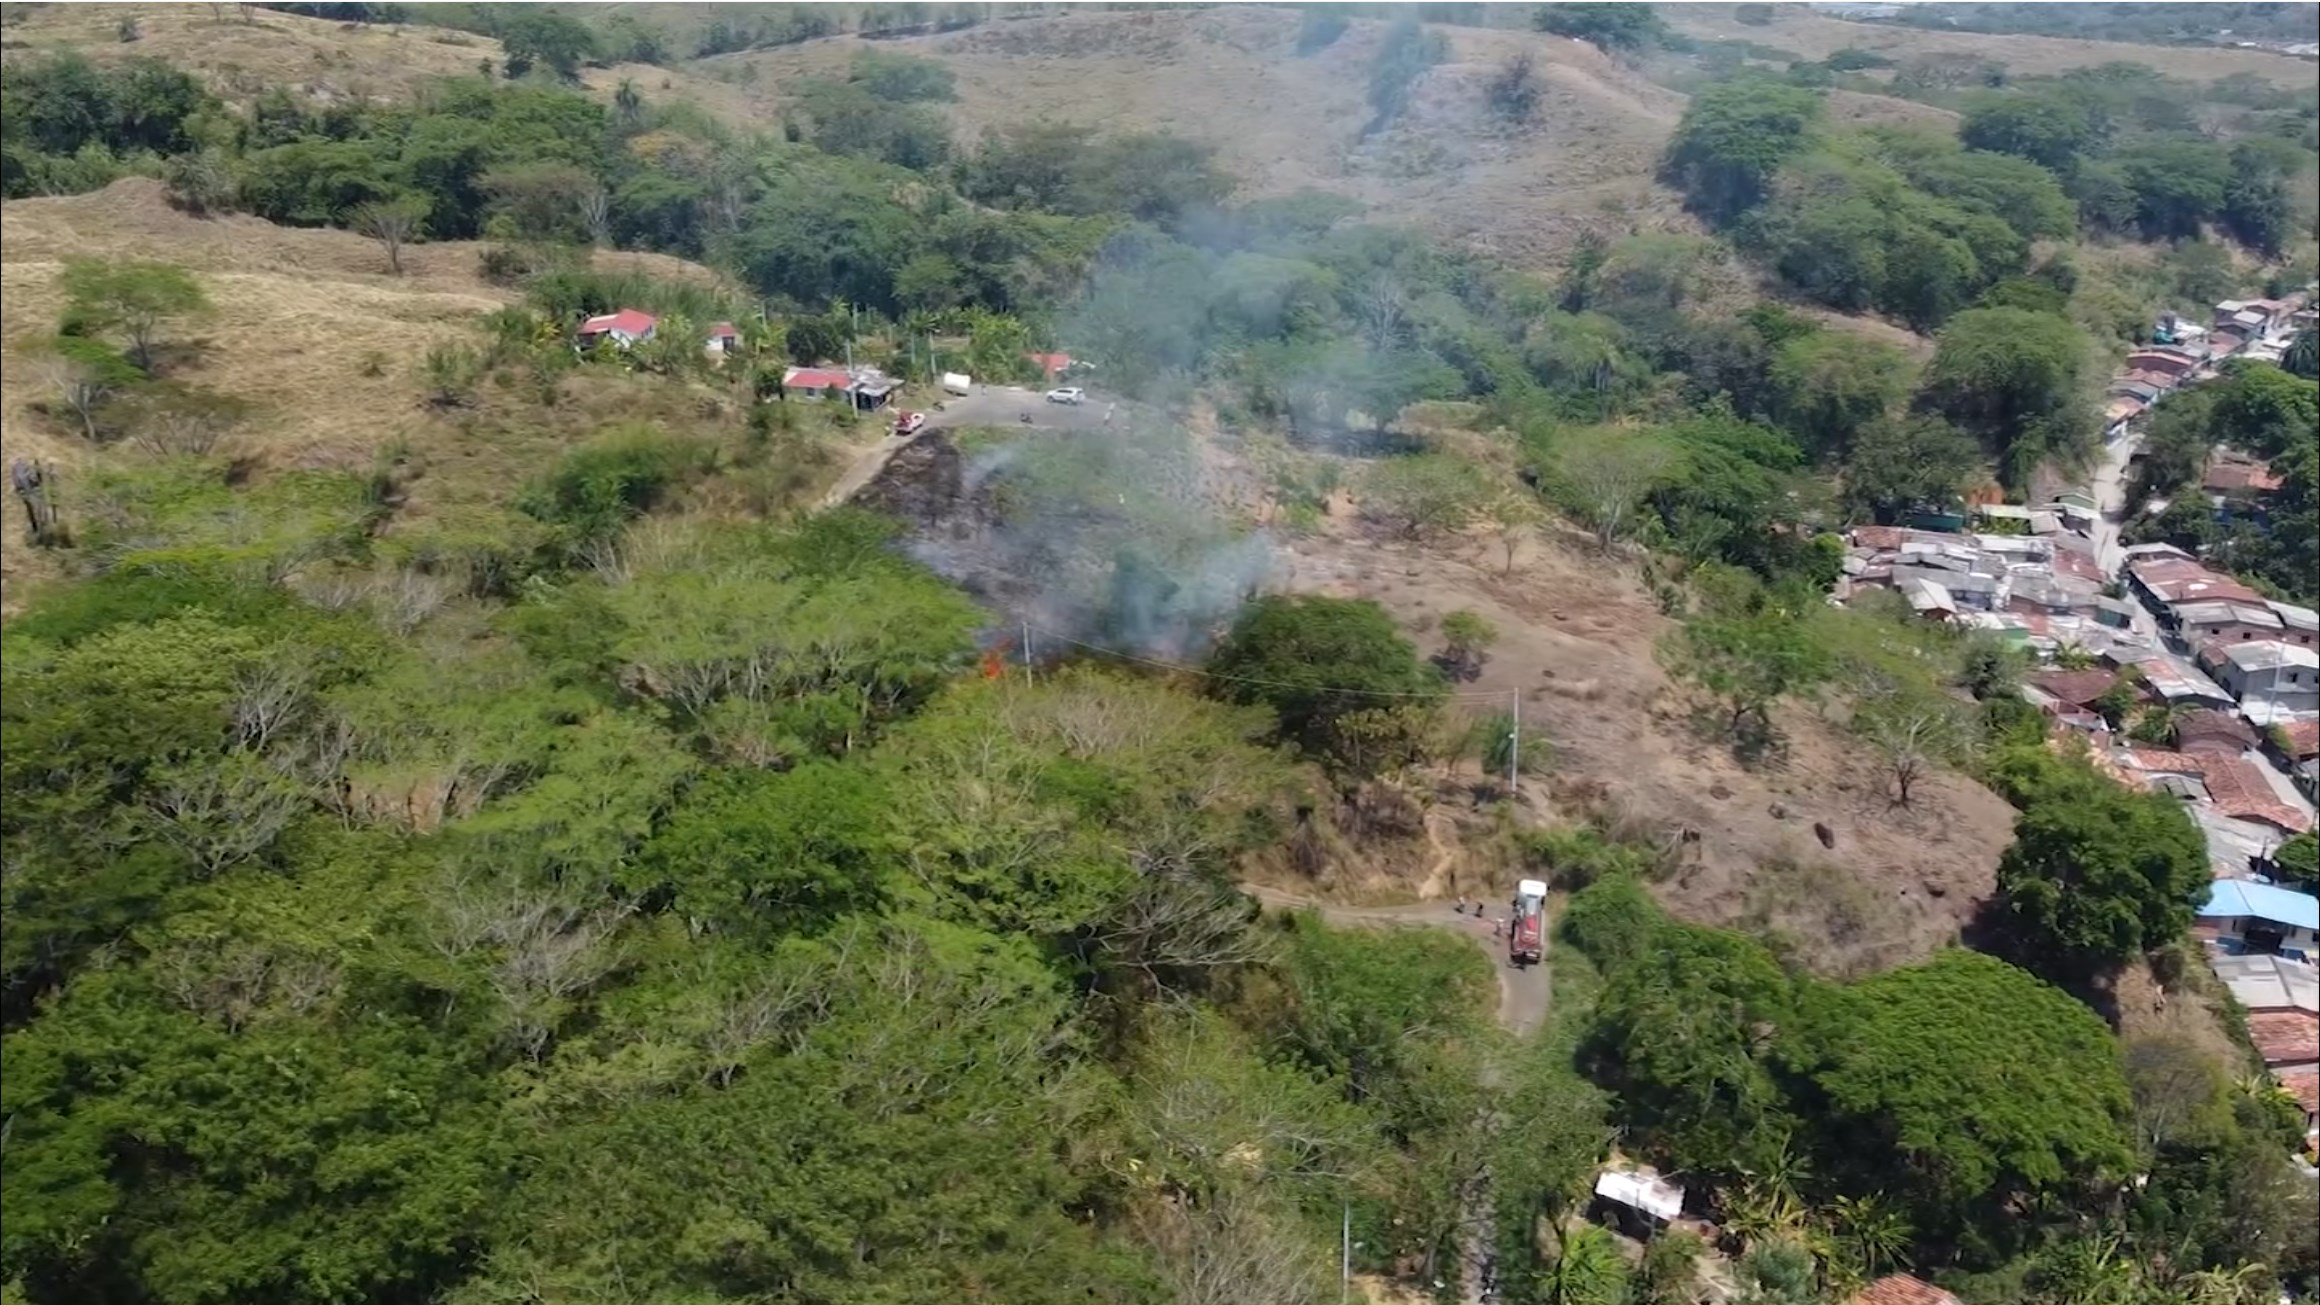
<box><xmin>1665</xmin><ymin>4</ymin><xmax>2316</xmax><ymax>85</ymax></box>
<box><xmin>0</xmin><ymin>178</ymin><xmax>804</xmax><ymax>614</ymax></box>
<box><xmin>0</xmin><ymin>3</ymin><xmax>763</xmax><ymax>123</ymax></box>
<box><xmin>719</xmin><ymin>7</ymin><xmax>1697</xmax><ymax>268</ymax></box>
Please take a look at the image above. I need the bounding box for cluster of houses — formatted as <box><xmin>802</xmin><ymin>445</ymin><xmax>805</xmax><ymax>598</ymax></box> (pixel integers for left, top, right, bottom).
<box><xmin>1838</xmin><ymin>498</ymin><xmax>2320</xmax><ymax>1153</ymax></box>
<box><xmin>2101</xmin><ymin>292</ymin><xmax>2316</xmax><ymax>441</ymax></box>
<box><xmin>1837</xmin><ymin>506</ymin><xmax>2122</xmax><ymax>655</ymax></box>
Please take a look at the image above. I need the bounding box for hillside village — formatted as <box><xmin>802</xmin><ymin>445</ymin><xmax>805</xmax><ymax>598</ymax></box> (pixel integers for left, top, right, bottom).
<box><xmin>1836</xmin><ymin>285</ymin><xmax>2320</xmax><ymax>1158</ymax></box>
<box><xmin>3</xmin><ymin>4</ymin><xmax>2319</xmax><ymax>1305</ymax></box>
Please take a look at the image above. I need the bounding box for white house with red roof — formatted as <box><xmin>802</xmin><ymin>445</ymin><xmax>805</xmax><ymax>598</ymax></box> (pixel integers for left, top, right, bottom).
<box><xmin>577</xmin><ymin>308</ymin><xmax>657</xmax><ymax>350</ymax></box>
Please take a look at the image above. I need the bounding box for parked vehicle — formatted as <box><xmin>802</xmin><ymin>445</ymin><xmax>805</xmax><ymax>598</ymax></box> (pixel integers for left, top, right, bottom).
<box><xmin>1045</xmin><ymin>386</ymin><xmax>1085</xmax><ymax>405</ymax></box>
<box><xmin>893</xmin><ymin>411</ymin><xmax>927</xmax><ymax>436</ymax></box>
<box><xmin>941</xmin><ymin>372</ymin><xmax>973</xmax><ymax>396</ymax></box>
<box><xmin>1508</xmin><ymin>878</ymin><xmax>1547</xmax><ymax>968</ymax></box>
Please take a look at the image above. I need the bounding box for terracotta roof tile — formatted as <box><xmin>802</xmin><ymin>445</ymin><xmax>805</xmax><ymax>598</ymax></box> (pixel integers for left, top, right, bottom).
<box><xmin>2030</xmin><ymin>669</ymin><xmax>2124</xmax><ymax>709</ymax></box>
<box><xmin>1852</xmin><ymin>1275</ymin><xmax>1963</xmax><ymax>1305</ymax></box>
<box><xmin>2280</xmin><ymin>1067</ymin><xmax>2319</xmax><ymax>1121</ymax></box>
<box><xmin>2200</xmin><ymin>759</ymin><xmax>2316</xmax><ymax>834</ymax></box>
<box><xmin>2249</xmin><ymin>1010</ymin><xmax>2320</xmax><ymax>1066</ymax></box>
<box><xmin>2280</xmin><ymin>720</ymin><xmax>2319</xmax><ymax>761</ymax></box>
<box><xmin>2174</xmin><ymin>710</ymin><xmax>2259</xmax><ymax>755</ymax></box>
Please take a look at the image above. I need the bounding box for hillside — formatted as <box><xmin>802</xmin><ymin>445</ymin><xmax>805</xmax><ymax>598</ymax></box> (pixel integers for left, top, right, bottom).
<box><xmin>0</xmin><ymin>3</ymin><xmax>760</xmax><ymax>124</ymax></box>
<box><xmin>713</xmin><ymin>7</ymin><xmax>1693</xmax><ymax>268</ymax></box>
<box><xmin>0</xmin><ymin>178</ymin><xmax>759</xmax><ymax>613</ymax></box>
<box><xmin>1665</xmin><ymin>3</ymin><xmax>2317</xmax><ymax>83</ymax></box>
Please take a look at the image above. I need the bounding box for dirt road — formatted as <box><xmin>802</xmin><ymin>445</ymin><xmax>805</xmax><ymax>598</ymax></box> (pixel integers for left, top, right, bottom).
<box><xmin>1241</xmin><ymin>885</ymin><xmax>1553</xmax><ymax>1036</ymax></box>
<box><xmin>821</xmin><ymin>384</ymin><xmax>1126</xmax><ymax>511</ymax></box>
<box><xmin>1246</xmin><ymin>882</ymin><xmax>1549</xmax><ymax>1304</ymax></box>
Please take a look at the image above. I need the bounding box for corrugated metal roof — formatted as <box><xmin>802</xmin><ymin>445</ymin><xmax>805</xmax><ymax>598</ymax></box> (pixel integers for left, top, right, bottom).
<box><xmin>2202</xmin><ymin>880</ymin><xmax>2320</xmax><ymax>931</ymax></box>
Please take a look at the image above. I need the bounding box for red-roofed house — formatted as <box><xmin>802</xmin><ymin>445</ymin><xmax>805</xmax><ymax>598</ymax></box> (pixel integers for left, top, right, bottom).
<box><xmin>2029</xmin><ymin>668</ymin><xmax>2126</xmax><ymax>711</ymax></box>
<box><xmin>577</xmin><ymin>308</ymin><xmax>657</xmax><ymax>349</ymax></box>
<box><xmin>2126</xmin><ymin>348</ymin><xmax>2201</xmax><ymax>380</ymax></box>
<box><xmin>778</xmin><ymin>365</ymin><xmax>900</xmax><ymax>411</ymax></box>
<box><xmin>1851</xmin><ymin>1275</ymin><xmax>1962</xmax><ymax>1305</ymax></box>
<box><xmin>2275</xmin><ymin>719</ymin><xmax>2319</xmax><ymax>763</ymax></box>
<box><xmin>2197</xmin><ymin>756</ymin><xmax>2315</xmax><ymax>834</ymax></box>
<box><xmin>1026</xmin><ymin>352</ymin><xmax>1076</xmax><ymax>381</ymax></box>
<box><xmin>2279</xmin><ymin>1066</ymin><xmax>2319</xmax><ymax>1152</ymax></box>
<box><xmin>2248</xmin><ymin>1010</ymin><xmax>2320</xmax><ymax>1068</ymax></box>
<box><xmin>2205</xmin><ymin>455</ymin><xmax>2284</xmax><ymax>498</ymax></box>
<box><xmin>705</xmin><ymin>321</ymin><xmax>741</xmax><ymax>357</ymax></box>
<box><xmin>2173</xmin><ymin>709</ymin><xmax>2258</xmax><ymax>756</ymax></box>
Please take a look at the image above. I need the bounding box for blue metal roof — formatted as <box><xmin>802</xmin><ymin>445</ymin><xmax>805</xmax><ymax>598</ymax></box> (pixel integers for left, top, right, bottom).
<box><xmin>2201</xmin><ymin>879</ymin><xmax>2320</xmax><ymax>931</ymax></box>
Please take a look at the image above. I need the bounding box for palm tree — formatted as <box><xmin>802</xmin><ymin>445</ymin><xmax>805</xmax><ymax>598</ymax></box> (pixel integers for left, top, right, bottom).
<box><xmin>1825</xmin><ymin>1193</ymin><xmax>1913</xmax><ymax>1282</ymax></box>
<box><xmin>1538</xmin><ymin>1224</ymin><xmax>1627</xmax><ymax>1305</ymax></box>
<box><xmin>2284</xmin><ymin>324</ymin><xmax>2317</xmax><ymax>380</ymax></box>
<box><xmin>2026</xmin><ymin>1232</ymin><xmax>2139</xmax><ymax>1305</ymax></box>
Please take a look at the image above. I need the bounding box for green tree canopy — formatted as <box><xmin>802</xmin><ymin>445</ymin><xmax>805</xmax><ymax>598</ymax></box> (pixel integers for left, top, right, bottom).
<box><xmin>1993</xmin><ymin>762</ymin><xmax>2209</xmax><ymax>971</ymax></box>
<box><xmin>1915</xmin><ymin>307</ymin><xmax>2094</xmax><ymax>488</ymax></box>
<box><xmin>1662</xmin><ymin>79</ymin><xmax>1826</xmax><ymax>224</ymax></box>
<box><xmin>59</xmin><ymin>258</ymin><xmax>210</xmax><ymax>373</ymax></box>
<box><xmin>1206</xmin><ymin>595</ymin><xmax>1444</xmax><ymax>772</ymax></box>
<box><xmin>1810</xmin><ymin>951</ymin><xmax>2137</xmax><ymax>1251</ymax></box>
<box><xmin>1768</xmin><ymin>329</ymin><xmax>1913</xmax><ymax>461</ymax></box>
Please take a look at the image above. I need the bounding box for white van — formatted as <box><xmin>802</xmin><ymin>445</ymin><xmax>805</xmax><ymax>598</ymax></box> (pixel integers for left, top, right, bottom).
<box><xmin>940</xmin><ymin>372</ymin><xmax>972</xmax><ymax>396</ymax></box>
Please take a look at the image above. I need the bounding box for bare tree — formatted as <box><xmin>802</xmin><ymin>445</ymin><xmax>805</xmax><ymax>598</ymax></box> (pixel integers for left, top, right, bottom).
<box><xmin>579</xmin><ymin>182</ymin><xmax>612</xmax><ymax>247</ymax></box>
<box><xmin>2124</xmin><ymin>1034</ymin><xmax>2226</xmax><ymax>1153</ymax></box>
<box><xmin>37</xmin><ymin>354</ymin><xmax>118</xmax><ymax>443</ymax></box>
<box><xmin>432</xmin><ymin>875</ymin><xmax>633</xmax><ymax>1059</ymax></box>
<box><xmin>1856</xmin><ymin>691</ymin><xmax>1975</xmax><ymax>807</ymax></box>
<box><xmin>350</xmin><ymin>197</ymin><xmax>427</xmax><ymax>274</ymax></box>
<box><xmin>126</xmin><ymin>387</ymin><xmax>249</xmax><ymax>456</ymax></box>
<box><xmin>232</xmin><ymin>651</ymin><xmax>316</xmax><ymax>752</ymax></box>
<box><xmin>368</xmin><ymin>566</ymin><xmax>455</xmax><ymax>635</ymax></box>
<box><xmin>1152</xmin><ymin>1191</ymin><xmax>1334</xmax><ymax>1305</ymax></box>
<box><xmin>1360</xmin><ymin>274</ymin><xmax>1407</xmax><ymax>351</ymax></box>
<box><xmin>1085</xmin><ymin>874</ymin><xmax>1274</xmax><ymax>997</ymax></box>
<box><xmin>1558</xmin><ymin>437</ymin><xmax>1671</xmax><ymax>551</ymax></box>
<box><xmin>142</xmin><ymin>753</ymin><xmax>309</xmax><ymax>878</ymax></box>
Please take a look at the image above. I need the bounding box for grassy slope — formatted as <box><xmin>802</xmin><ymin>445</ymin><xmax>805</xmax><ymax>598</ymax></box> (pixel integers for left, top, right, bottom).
<box><xmin>1665</xmin><ymin>3</ymin><xmax>2315</xmax><ymax>83</ymax></box>
<box><xmin>0</xmin><ymin>178</ymin><xmax>808</xmax><ymax>614</ymax></box>
<box><xmin>0</xmin><ymin>2</ymin><xmax>761</xmax><ymax>122</ymax></box>
<box><xmin>713</xmin><ymin>7</ymin><xmax>1692</xmax><ymax>268</ymax></box>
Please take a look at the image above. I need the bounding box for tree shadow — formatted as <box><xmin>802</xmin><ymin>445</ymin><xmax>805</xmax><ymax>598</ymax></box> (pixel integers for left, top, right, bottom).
<box><xmin>1682</xmin><ymin>705</ymin><xmax>1790</xmax><ymax>770</ymax></box>
<box><xmin>1960</xmin><ymin>898</ymin><xmax>2127</xmax><ymax>1026</ymax></box>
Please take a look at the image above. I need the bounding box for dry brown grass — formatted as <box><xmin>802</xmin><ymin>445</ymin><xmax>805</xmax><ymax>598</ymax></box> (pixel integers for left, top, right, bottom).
<box><xmin>1666</xmin><ymin>5</ymin><xmax>2314</xmax><ymax>85</ymax></box>
<box><xmin>0</xmin><ymin>177</ymin><xmax>788</xmax><ymax>615</ymax></box>
<box><xmin>719</xmin><ymin>8</ymin><xmax>1698</xmax><ymax>269</ymax></box>
<box><xmin>1</xmin><ymin>3</ymin><xmax>501</xmax><ymax>106</ymax></box>
<box><xmin>1275</xmin><ymin>509</ymin><xmax>2017</xmax><ymax>977</ymax></box>
<box><xmin>0</xmin><ymin>3</ymin><xmax>757</xmax><ymax>124</ymax></box>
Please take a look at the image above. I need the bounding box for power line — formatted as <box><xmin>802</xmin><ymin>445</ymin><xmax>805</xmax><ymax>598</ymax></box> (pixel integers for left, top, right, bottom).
<box><xmin>1021</xmin><ymin>622</ymin><xmax>1523</xmax><ymax>704</ymax></box>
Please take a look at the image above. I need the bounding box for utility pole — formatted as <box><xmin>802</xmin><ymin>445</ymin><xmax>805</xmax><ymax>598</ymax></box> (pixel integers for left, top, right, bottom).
<box><xmin>1341</xmin><ymin>1203</ymin><xmax>1351</xmax><ymax>1304</ymax></box>
<box><xmin>1508</xmin><ymin>690</ymin><xmax>1520</xmax><ymax>801</ymax></box>
<box><xmin>1021</xmin><ymin>619</ymin><xmax>1034</xmax><ymax>683</ymax></box>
